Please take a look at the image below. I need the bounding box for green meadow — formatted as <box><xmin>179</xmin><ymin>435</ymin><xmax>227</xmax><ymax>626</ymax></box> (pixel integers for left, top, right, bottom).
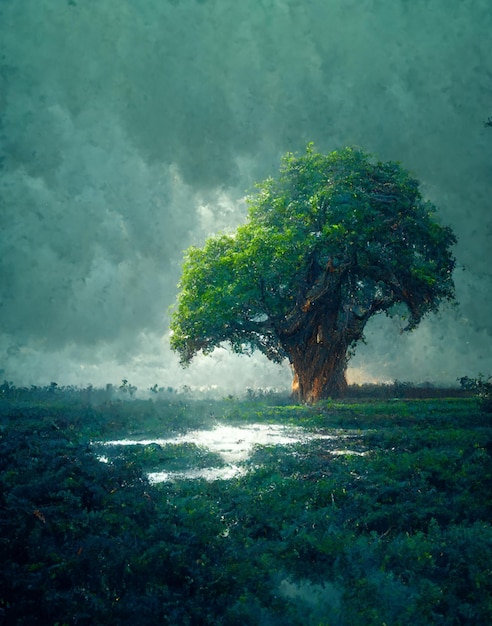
<box><xmin>1</xmin><ymin>384</ymin><xmax>491</xmax><ymax>625</ymax></box>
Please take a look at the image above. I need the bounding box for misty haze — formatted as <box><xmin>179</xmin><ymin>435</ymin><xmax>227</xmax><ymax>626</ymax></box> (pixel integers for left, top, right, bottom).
<box><xmin>1</xmin><ymin>0</ymin><xmax>491</xmax><ymax>393</ymax></box>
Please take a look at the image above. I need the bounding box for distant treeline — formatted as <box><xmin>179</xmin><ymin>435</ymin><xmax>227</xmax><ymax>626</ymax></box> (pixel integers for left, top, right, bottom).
<box><xmin>0</xmin><ymin>377</ymin><xmax>480</xmax><ymax>404</ymax></box>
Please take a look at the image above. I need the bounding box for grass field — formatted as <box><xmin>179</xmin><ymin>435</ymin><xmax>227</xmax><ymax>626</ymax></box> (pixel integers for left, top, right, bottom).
<box><xmin>1</xmin><ymin>385</ymin><xmax>491</xmax><ymax>624</ymax></box>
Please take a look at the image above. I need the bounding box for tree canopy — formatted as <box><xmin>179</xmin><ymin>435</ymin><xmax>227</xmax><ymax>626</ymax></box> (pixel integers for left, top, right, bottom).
<box><xmin>170</xmin><ymin>145</ymin><xmax>457</xmax><ymax>401</ymax></box>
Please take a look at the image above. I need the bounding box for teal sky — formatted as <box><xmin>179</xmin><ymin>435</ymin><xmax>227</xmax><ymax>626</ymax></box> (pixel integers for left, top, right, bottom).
<box><xmin>1</xmin><ymin>0</ymin><xmax>491</xmax><ymax>391</ymax></box>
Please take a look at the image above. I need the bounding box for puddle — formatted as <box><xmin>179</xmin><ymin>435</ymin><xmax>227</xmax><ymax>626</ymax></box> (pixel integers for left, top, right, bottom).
<box><xmin>100</xmin><ymin>424</ymin><xmax>305</xmax><ymax>463</ymax></box>
<box><xmin>147</xmin><ymin>465</ymin><xmax>248</xmax><ymax>484</ymax></box>
<box><xmin>95</xmin><ymin>423</ymin><xmax>366</xmax><ymax>482</ymax></box>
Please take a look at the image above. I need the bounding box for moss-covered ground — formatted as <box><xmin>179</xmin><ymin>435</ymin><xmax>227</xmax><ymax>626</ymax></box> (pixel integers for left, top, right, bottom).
<box><xmin>1</xmin><ymin>388</ymin><xmax>491</xmax><ymax>624</ymax></box>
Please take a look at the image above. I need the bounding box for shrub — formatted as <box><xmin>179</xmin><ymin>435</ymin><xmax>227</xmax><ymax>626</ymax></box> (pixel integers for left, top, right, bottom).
<box><xmin>459</xmin><ymin>375</ymin><xmax>492</xmax><ymax>413</ymax></box>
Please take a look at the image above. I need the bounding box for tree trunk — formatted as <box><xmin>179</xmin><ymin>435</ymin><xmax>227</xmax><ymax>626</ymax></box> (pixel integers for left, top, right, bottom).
<box><xmin>280</xmin><ymin>287</ymin><xmax>364</xmax><ymax>403</ymax></box>
<box><xmin>289</xmin><ymin>340</ymin><xmax>349</xmax><ymax>403</ymax></box>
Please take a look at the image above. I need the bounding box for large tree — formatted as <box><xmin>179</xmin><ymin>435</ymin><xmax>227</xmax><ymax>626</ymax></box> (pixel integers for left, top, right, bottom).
<box><xmin>170</xmin><ymin>145</ymin><xmax>457</xmax><ymax>402</ymax></box>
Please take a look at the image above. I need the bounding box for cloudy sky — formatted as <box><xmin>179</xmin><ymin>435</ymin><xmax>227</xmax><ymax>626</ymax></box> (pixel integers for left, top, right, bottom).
<box><xmin>1</xmin><ymin>0</ymin><xmax>491</xmax><ymax>393</ymax></box>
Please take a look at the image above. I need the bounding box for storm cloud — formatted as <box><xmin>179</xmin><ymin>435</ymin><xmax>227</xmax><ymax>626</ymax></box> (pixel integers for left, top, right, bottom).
<box><xmin>1</xmin><ymin>0</ymin><xmax>491</xmax><ymax>391</ymax></box>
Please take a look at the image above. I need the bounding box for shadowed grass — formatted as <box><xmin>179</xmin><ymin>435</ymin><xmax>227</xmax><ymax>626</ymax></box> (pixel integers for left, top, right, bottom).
<box><xmin>1</xmin><ymin>386</ymin><xmax>491</xmax><ymax>624</ymax></box>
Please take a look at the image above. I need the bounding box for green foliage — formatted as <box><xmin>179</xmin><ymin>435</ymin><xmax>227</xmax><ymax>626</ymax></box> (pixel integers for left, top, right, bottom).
<box><xmin>96</xmin><ymin>441</ymin><xmax>226</xmax><ymax>473</ymax></box>
<box><xmin>1</xmin><ymin>392</ymin><xmax>491</xmax><ymax>624</ymax></box>
<box><xmin>171</xmin><ymin>144</ymin><xmax>457</xmax><ymax>370</ymax></box>
<box><xmin>459</xmin><ymin>374</ymin><xmax>492</xmax><ymax>413</ymax></box>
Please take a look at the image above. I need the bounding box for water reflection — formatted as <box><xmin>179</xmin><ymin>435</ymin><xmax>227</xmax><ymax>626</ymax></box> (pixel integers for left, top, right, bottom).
<box><xmin>148</xmin><ymin>465</ymin><xmax>248</xmax><ymax>483</ymax></box>
<box><xmin>96</xmin><ymin>423</ymin><xmax>366</xmax><ymax>482</ymax></box>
